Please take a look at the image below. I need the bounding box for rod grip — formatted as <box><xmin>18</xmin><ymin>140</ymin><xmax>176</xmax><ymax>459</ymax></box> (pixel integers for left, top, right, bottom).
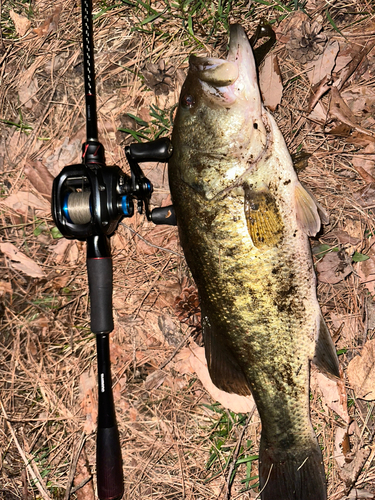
<box><xmin>87</xmin><ymin>257</ymin><xmax>114</xmax><ymax>334</ymax></box>
<box><xmin>97</xmin><ymin>426</ymin><xmax>124</xmax><ymax>500</ymax></box>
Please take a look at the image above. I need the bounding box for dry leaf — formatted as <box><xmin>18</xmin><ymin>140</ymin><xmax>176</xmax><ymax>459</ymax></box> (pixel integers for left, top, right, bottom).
<box><xmin>306</xmin><ymin>40</ymin><xmax>339</xmax><ymax>85</ymax></box>
<box><xmin>338</xmin><ymin>447</ymin><xmax>371</xmax><ymax>491</ymax></box>
<box><xmin>45</xmin><ymin>137</ymin><xmax>82</xmax><ymax>177</ymax></box>
<box><xmin>50</xmin><ymin>239</ymin><xmax>70</xmax><ymax>263</ymax></box>
<box><xmin>348</xmin><ymin>490</ymin><xmax>374</xmax><ymax>499</ymax></box>
<box><xmin>357</xmin><ymin>256</ymin><xmax>375</xmax><ymax>295</ymax></box>
<box><xmin>315</xmin><ymin>372</ymin><xmax>350</xmax><ymax>422</ymax></box>
<box><xmin>275</xmin><ymin>11</ymin><xmax>309</xmax><ymax>44</ymax></box>
<box><xmin>330</xmin><ymin>229</ymin><xmax>361</xmax><ymax>247</ymax></box>
<box><xmin>308</xmin><ymin>100</ymin><xmax>327</xmax><ymax>123</ymax></box>
<box><xmin>354</xmin><ymin>183</ymin><xmax>375</xmax><ymax>208</ymax></box>
<box><xmin>316</xmin><ymin>251</ymin><xmax>353</xmax><ymax>284</ymax></box>
<box><xmin>353</xmin><ymin>164</ymin><xmax>375</xmax><ymax>187</ymax></box>
<box><xmin>259</xmin><ymin>53</ymin><xmax>283</xmax><ymax>111</ymax></box>
<box><xmin>353</xmin><ymin>143</ymin><xmax>375</xmax><ymax>179</ymax></box>
<box><xmin>50</xmin><ymin>239</ymin><xmax>79</xmax><ymax>265</ymax></box>
<box><xmin>330</xmin><ymin>312</ymin><xmax>358</xmax><ymax>342</ymax></box>
<box><xmin>145</xmin><ymin>370</ymin><xmax>166</xmax><ymax>391</ymax></box>
<box><xmin>79</xmin><ymin>371</ymin><xmax>97</xmax><ymax>434</ymax></box>
<box><xmin>0</xmin><ymin>242</ymin><xmax>45</xmax><ymax>278</ymax></box>
<box><xmin>17</xmin><ymin>56</ymin><xmax>44</xmax><ymax>88</ymax></box>
<box><xmin>307</xmin><ymin>75</ymin><xmax>330</xmax><ymax>114</ymax></box>
<box><xmin>143</xmin><ymin>162</ymin><xmax>168</xmax><ymax>189</ymax></box>
<box><xmin>155</xmin><ymin>280</ymin><xmax>182</xmax><ymax>310</ymax></box>
<box><xmin>73</xmin><ymin>447</ymin><xmax>94</xmax><ymax>500</ymax></box>
<box><xmin>1</xmin><ymin>191</ymin><xmax>50</xmax><ymax>216</ymax></box>
<box><xmin>347</xmin><ymin>339</ymin><xmax>375</xmax><ymax>400</ymax></box>
<box><xmin>334</xmin><ymin>427</ymin><xmax>349</xmax><ymax>468</ymax></box>
<box><xmin>329</xmin><ymin>87</ymin><xmax>374</xmax><ymax>138</ymax></box>
<box><xmin>175</xmin><ymin>342</ymin><xmax>255</xmax><ymax>413</ymax></box>
<box><xmin>30</xmin><ymin>316</ymin><xmax>49</xmax><ymax>329</ymax></box>
<box><xmin>9</xmin><ymin>10</ymin><xmax>31</xmax><ymax>37</ymax></box>
<box><xmin>158</xmin><ymin>315</ymin><xmax>182</xmax><ymax>347</ymax></box>
<box><xmin>129</xmin><ymin>407</ymin><xmax>138</xmax><ymax>422</ymax></box>
<box><xmin>18</xmin><ymin>77</ymin><xmax>39</xmax><ymax>109</ymax></box>
<box><xmin>334</xmin><ymin>43</ymin><xmax>358</xmax><ymax>75</ymax></box>
<box><xmin>0</xmin><ymin>281</ymin><xmax>12</xmax><ymax>297</ymax></box>
<box><xmin>112</xmin><ymin>378</ymin><xmax>129</xmax><ymax>412</ymax></box>
<box><xmin>138</xmin><ymin>107</ymin><xmax>152</xmax><ymax>123</ymax></box>
<box><xmin>24</xmin><ymin>160</ymin><xmax>54</xmax><ymax>199</ymax></box>
<box><xmin>342</xmin><ymin>89</ymin><xmax>375</xmax><ymax>116</ymax></box>
<box><xmin>365</xmin><ymin>296</ymin><xmax>375</xmax><ymax>330</ymax></box>
<box><xmin>45</xmin><ymin>52</ymin><xmax>69</xmax><ymax>74</ymax></box>
<box><xmin>33</xmin><ymin>4</ymin><xmax>62</xmax><ymax>37</ymax></box>
<box><xmin>335</xmin><ymin>40</ymin><xmax>375</xmax><ymax>91</ymax></box>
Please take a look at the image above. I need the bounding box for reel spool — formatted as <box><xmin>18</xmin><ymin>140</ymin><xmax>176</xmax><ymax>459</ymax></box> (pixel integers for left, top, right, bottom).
<box><xmin>52</xmin><ymin>163</ymin><xmax>135</xmax><ymax>240</ymax></box>
<box><xmin>63</xmin><ymin>191</ymin><xmax>92</xmax><ymax>225</ymax></box>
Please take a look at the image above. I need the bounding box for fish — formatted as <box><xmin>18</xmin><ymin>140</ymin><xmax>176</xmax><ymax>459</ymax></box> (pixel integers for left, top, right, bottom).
<box><xmin>168</xmin><ymin>24</ymin><xmax>340</xmax><ymax>500</ymax></box>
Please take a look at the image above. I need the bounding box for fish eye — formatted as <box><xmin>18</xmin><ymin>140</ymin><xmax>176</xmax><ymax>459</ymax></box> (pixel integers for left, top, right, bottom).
<box><xmin>182</xmin><ymin>94</ymin><xmax>195</xmax><ymax>108</ymax></box>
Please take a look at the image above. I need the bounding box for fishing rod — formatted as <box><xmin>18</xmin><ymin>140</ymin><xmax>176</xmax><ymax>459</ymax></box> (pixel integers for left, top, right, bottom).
<box><xmin>52</xmin><ymin>1</ymin><xmax>175</xmax><ymax>498</ymax></box>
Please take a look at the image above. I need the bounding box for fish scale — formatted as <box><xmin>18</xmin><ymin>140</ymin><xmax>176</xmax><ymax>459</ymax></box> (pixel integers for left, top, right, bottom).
<box><xmin>169</xmin><ymin>24</ymin><xmax>340</xmax><ymax>500</ymax></box>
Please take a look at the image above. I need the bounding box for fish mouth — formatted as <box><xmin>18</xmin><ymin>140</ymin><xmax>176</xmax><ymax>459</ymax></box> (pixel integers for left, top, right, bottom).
<box><xmin>189</xmin><ymin>25</ymin><xmax>260</xmax><ymax>105</ymax></box>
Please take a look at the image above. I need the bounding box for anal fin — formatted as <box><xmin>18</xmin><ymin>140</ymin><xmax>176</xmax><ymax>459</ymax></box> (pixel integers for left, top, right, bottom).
<box><xmin>312</xmin><ymin>314</ymin><xmax>340</xmax><ymax>378</ymax></box>
<box><xmin>202</xmin><ymin>312</ymin><xmax>251</xmax><ymax>397</ymax></box>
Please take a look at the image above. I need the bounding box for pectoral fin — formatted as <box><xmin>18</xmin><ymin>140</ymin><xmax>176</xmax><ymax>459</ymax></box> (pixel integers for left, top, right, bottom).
<box><xmin>244</xmin><ymin>185</ymin><xmax>283</xmax><ymax>248</ymax></box>
<box><xmin>295</xmin><ymin>183</ymin><xmax>321</xmax><ymax>236</ymax></box>
<box><xmin>312</xmin><ymin>314</ymin><xmax>340</xmax><ymax>378</ymax></box>
<box><xmin>202</xmin><ymin>310</ymin><xmax>251</xmax><ymax>397</ymax></box>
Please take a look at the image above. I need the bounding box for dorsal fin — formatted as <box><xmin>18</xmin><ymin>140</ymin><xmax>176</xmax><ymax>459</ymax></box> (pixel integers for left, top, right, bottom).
<box><xmin>312</xmin><ymin>314</ymin><xmax>340</xmax><ymax>378</ymax></box>
<box><xmin>295</xmin><ymin>182</ymin><xmax>321</xmax><ymax>236</ymax></box>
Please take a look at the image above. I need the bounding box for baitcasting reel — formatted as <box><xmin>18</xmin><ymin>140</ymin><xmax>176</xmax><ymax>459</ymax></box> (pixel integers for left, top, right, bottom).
<box><xmin>52</xmin><ymin>137</ymin><xmax>176</xmax><ymax>242</ymax></box>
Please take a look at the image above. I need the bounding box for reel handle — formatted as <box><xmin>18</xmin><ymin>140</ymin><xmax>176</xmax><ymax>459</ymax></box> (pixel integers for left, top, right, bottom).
<box><xmin>128</xmin><ymin>137</ymin><xmax>173</xmax><ymax>162</ymax></box>
<box><xmin>150</xmin><ymin>206</ymin><xmax>177</xmax><ymax>225</ymax></box>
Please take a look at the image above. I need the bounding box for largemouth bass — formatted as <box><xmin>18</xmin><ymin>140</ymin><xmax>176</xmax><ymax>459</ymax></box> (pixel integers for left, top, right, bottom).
<box><xmin>168</xmin><ymin>25</ymin><xmax>340</xmax><ymax>500</ymax></box>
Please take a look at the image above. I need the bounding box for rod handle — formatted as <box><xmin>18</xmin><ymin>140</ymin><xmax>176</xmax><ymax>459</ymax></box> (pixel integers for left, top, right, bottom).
<box><xmin>97</xmin><ymin>426</ymin><xmax>124</xmax><ymax>500</ymax></box>
<box><xmin>87</xmin><ymin>256</ymin><xmax>114</xmax><ymax>334</ymax></box>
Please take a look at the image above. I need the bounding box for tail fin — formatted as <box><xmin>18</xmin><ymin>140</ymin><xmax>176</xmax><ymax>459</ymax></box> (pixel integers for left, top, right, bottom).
<box><xmin>259</xmin><ymin>437</ymin><xmax>327</xmax><ymax>500</ymax></box>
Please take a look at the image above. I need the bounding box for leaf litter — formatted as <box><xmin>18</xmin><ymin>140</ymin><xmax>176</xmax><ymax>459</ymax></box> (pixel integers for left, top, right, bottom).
<box><xmin>1</xmin><ymin>1</ymin><xmax>375</xmax><ymax>499</ymax></box>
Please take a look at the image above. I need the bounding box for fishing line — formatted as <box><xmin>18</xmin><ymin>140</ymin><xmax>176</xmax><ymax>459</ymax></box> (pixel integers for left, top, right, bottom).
<box><xmin>64</xmin><ymin>192</ymin><xmax>91</xmax><ymax>224</ymax></box>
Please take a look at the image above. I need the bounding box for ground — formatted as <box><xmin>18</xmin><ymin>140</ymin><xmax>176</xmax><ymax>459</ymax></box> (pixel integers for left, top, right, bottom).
<box><xmin>0</xmin><ymin>1</ymin><xmax>375</xmax><ymax>499</ymax></box>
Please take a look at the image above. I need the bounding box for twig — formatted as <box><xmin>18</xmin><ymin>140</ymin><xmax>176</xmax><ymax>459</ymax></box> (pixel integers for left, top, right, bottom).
<box><xmin>121</xmin><ymin>222</ymin><xmax>183</xmax><ymax>257</ymax></box>
<box><xmin>0</xmin><ymin>401</ymin><xmax>52</xmax><ymax>500</ymax></box>
<box><xmin>133</xmin><ymin>258</ymin><xmax>171</xmax><ymax>317</ymax></box>
<box><xmin>64</xmin><ymin>432</ymin><xmax>88</xmax><ymax>500</ymax></box>
<box><xmin>176</xmin><ymin>442</ymin><xmax>186</xmax><ymax>499</ymax></box>
<box><xmin>255</xmin><ymin>464</ymin><xmax>273</xmax><ymax>500</ymax></box>
<box><xmin>158</xmin><ymin>329</ymin><xmax>192</xmax><ymax>370</ymax></box>
<box><xmin>223</xmin><ymin>408</ymin><xmax>256</xmax><ymax>500</ymax></box>
<box><xmin>0</xmin><ymin>0</ymin><xmax>3</xmax><ymax>50</ymax></box>
<box><xmin>70</xmin><ymin>476</ymin><xmax>93</xmax><ymax>494</ymax></box>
